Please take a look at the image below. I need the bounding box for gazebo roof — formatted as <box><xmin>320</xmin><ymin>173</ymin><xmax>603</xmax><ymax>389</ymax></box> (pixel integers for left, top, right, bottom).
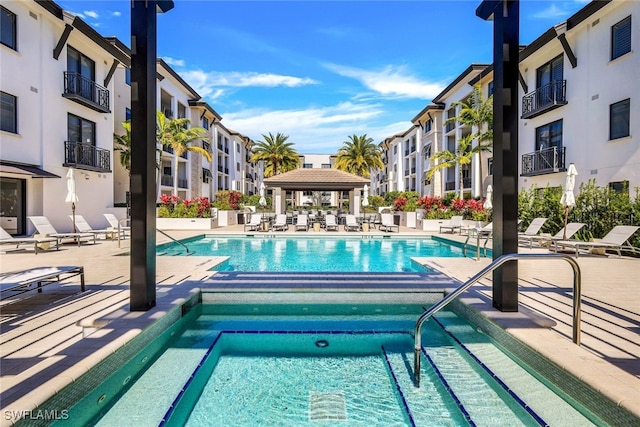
<box><xmin>263</xmin><ymin>168</ymin><xmax>370</xmax><ymax>190</ymax></box>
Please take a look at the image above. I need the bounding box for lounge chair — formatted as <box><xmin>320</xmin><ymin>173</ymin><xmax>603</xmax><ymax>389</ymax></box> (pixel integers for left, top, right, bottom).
<box><xmin>294</xmin><ymin>214</ymin><xmax>309</xmax><ymax>231</ymax></box>
<box><xmin>72</xmin><ymin>215</ymin><xmax>119</xmax><ymax>240</ymax></box>
<box><xmin>27</xmin><ymin>216</ymin><xmax>95</xmax><ymax>246</ymax></box>
<box><xmin>439</xmin><ymin>216</ymin><xmax>463</xmax><ymax>234</ymax></box>
<box><xmin>0</xmin><ymin>226</ymin><xmax>59</xmax><ymax>254</ymax></box>
<box><xmin>0</xmin><ymin>266</ymin><xmax>85</xmax><ymax>299</ymax></box>
<box><xmin>519</xmin><ymin>222</ymin><xmax>585</xmax><ymax>249</ymax></box>
<box><xmin>325</xmin><ymin>214</ymin><xmax>339</xmax><ymax>232</ymax></box>
<box><xmin>272</xmin><ymin>214</ymin><xmax>289</xmax><ymax>231</ymax></box>
<box><xmin>344</xmin><ymin>215</ymin><xmax>361</xmax><ymax>232</ymax></box>
<box><xmin>554</xmin><ymin>225</ymin><xmax>640</xmax><ymax>257</ymax></box>
<box><xmin>103</xmin><ymin>213</ymin><xmax>131</xmax><ymax>238</ymax></box>
<box><xmin>244</xmin><ymin>214</ymin><xmax>262</xmax><ymax>231</ymax></box>
<box><xmin>380</xmin><ymin>213</ymin><xmax>399</xmax><ymax>232</ymax></box>
<box><xmin>519</xmin><ymin>217</ymin><xmax>547</xmax><ymax>237</ymax></box>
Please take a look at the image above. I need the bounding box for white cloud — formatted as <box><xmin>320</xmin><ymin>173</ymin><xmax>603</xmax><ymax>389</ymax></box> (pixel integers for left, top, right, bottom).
<box><xmin>324</xmin><ymin>63</ymin><xmax>444</xmax><ymax>100</ymax></box>
<box><xmin>182</xmin><ymin>69</ymin><xmax>317</xmax><ymax>89</ymax></box>
<box><xmin>112</xmin><ymin>11</ymin><xmax>121</xmax><ymax>17</ymax></box>
<box><xmin>220</xmin><ymin>102</ymin><xmax>406</xmax><ymax>153</ymax></box>
<box><xmin>84</xmin><ymin>10</ymin><xmax>99</xmax><ymax>19</ymax></box>
<box><xmin>530</xmin><ymin>1</ymin><xmax>588</xmax><ymax>20</ymax></box>
<box><xmin>162</xmin><ymin>57</ymin><xmax>185</xmax><ymax>67</ymax></box>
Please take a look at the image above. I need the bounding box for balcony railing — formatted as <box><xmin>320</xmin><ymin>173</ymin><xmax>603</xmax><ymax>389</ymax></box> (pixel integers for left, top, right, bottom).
<box><xmin>521</xmin><ymin>146</ymin><xmax>566</xmax><ymax>176</ymax></box>
<box><xmin>161</xmin><ymin>174</ymin><xmax>173</xmax><ymax>186</ymax></box>
<box><xmin>463</xmin><ymin>178</ymin><xmax>471</xmax><ymax>188</ymax></box>
<box><xmin>178</xmin><ymin>178</ymin><xmax>188</xmax><ymax>188</ymax></box>
<box><xmin>180</xmin><ymin>151</ymin><xmax>188</xmax><ymax>159</ymax></box>
<box><xmin>445</xmin><ymin>181</ymin><xmax>455</xmax><ymax>191</ymax></box>
<box><xmin>521</xmin><ymin>80</ymin><xmax>567</xmax><ymax>119</ymax></box>
<box><xmin>203</xmin><ymin>141</ymin><xmax>211</xmax><ymax>152</ymax></box>
<box><xmin>163</xmin><ymin>145</ymin><xmax>174</xmax><ymax>154</ymax></box>
<box><xmin>63</xmin><ymin>72</ymin><xmax>110</xmax><ymax>113</ymax></box>
<box><xmin>218</xmin><ymin>166</ymin><xmax>224</xmax><ymax>172</ymax></box>
<box><xmin>63</xmin><ymin>141</ymin><xmax>110</xmax><ymax>172</ymax></box>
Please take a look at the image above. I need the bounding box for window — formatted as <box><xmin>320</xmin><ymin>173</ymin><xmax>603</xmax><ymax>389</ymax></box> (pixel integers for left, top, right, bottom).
<box><xmin>67</xmin><ymin>46</ymin><xmax>95</xmax><ymax>82</ymax></box>
<box><xmin>424</xmin><ymin>119</ymin><xmax>432</xmax><ymax>133</ymax></box>
<box><xmin>537</xmin><ymin>54</ymin><xmax>563</xmax><ymax>89</ymax></box>
<box><xmin>393</xmin><ymin>145</ymin><xmax>397</xmax><ymax>154</ymax></box>
<box><xmin>321</xmin><ymin>163</ymin><xmax>331</xmax><ymax>168</ymax></box>
<box><xmin>609</xmin><ymin>181</ymin><xmax>629</xmax><ymax>194</ymax></box>
<box><xmin>202</xmin><ymin>168</ymin><xmax>211</xmax><ymax>183</ymax></box>
<box><xmin>236</xmin><ymin>144</ymin><xmax>240</xmax><ymax>153</ymax></box>
<box><xmin>125</xmin><ymin>68</ymin><xmax>131</xmax><ymax>86</ymax></box>
<box><xmin>202</xmin><ymin>117</ymin><xmax>209</xmax><ymax>130</ymax></box>
<box><xmin>488</xmin><ymin>81</ymin><xmax>494</xmax><ymax>96</ymax></box>
<box><xmin>67</xmin><ymin>113</ymin><xmax>96</xmax><ymax>145</ymax></box>
<box><xmin>424</xmin><ymin>144</ymin><xmax>432</xmax><ymax>159</ymax></box>
<box><xmin>125</xmin><ymin>108</ymin><xmax>131</xmax><ymax>121</ymax></box>
<box><xmin>236</xmin><ymin>163</ymin><xmax>240</xmax><ymax>172</ymax></box>
<box><xmin>1</xmin><ymin>6</ymin><xmax>17</xmax><ymax>50</ymax></box>
<box><xmin>488</xmin><ymin>158</ymin><xmax>493</xmax><ymax>176</ymax></box>
<box><xmin>177</xmin><ymin>103</ymin><xmax>186</xmax><ymax>119</ymax></box>
<box><xmin>610</xmin><ymin>99</ymin><xmax>630</xmax><ymax>140</ymax></box>
<box><xmin>611</xmin><ymin>16</ymin><xmax>631</xmax><ymax>60</ymax></box>
<box><xmin>303</xmin><ymin>163</ymin><xmax>313</xmax><ymax>168</ymax></box>
<box><xmin>535</xmin><ymin>119</ymin><xmax>563</xmax><ymax>151</ymax></box>
<box><xmin>0</xmin><ymin>91</ymin><xmax>17</xmax><ymax>133</ymax></box>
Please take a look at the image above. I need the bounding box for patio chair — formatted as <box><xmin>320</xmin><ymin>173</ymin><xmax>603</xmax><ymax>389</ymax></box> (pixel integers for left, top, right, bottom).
<box><xmin>0</xmin><ymin>266</ymin><xmax>85</xmax><ymax>299</ymax></box>
<box><xmin>380</xmin><ymin>213</ymin><xmax>399</xmax><ymax>233</ymax></box>
<box><xmin>325</xmin><ymin>214</ymin><xmax>339</xmax><ymax>232</ymax></box>
<box><xmin>0</xmin><ymin>226</ymin><xmax>59</xmax><ymax>254</ymax></box>
<box><xmin>519</xmin><ymin>218</ymin><xmax>548</xmax><ymax>237</ymax></box>
<box><xmin>272</xmin><ymin>214</ymin><xmax>289</xmax><ymax>231</ymax></box>
<box><xmin>72</xmin><ymin>215</ymin><xmax>119</xmax><ymax>240</ymax></box>
<box><xmin>462</xmin><ymin>222</ymin><xmax>493</xmax><ymax>259</ymax></box>
<box><xmin>439</xmin><ymin>216</ymin><xmax>463</xmax><ymax>234</ymax></box>
<box><xmin>27</xmin><ymin>216</ymin><xmax>95</xmax><ymax>246</ymax></box>
<box><xmin>554</xmin><ymin>225</ymin><xmax>640</xmax><ymax>257</ymax></box>
<box><xmin>294</xmin><ymin>214</ymin><xmax>309</xmax><ymax>231</ymax></box>
<box><xmin>244</xmin><ymin>214</ymin><xmax>262</xmax><ymax>231</ymax></box>
<box><xmin>344</xmin><ymin>215</ymin><xmax>361</xmax><ymax>232</ymax></box>
<box><xmin>519</xmin><ymin>222</ymin><xmax>585</xmax><ymax>249</ymax></box>
<box><xmin>103</xmin><ymin>213</ymin><xmax>131</xmax><ymax>238</ymax></box>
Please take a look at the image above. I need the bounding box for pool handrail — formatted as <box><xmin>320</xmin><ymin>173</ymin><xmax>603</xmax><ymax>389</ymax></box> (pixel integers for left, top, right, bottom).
<box><xmin>413</xmin><ymin>253</ymin><xmax>581</xmax><ymax>387</ymax></box>
<box><xmin>157</xmin><ymin>229</ymin><xmax>191</xmax><ymax>254</ymax></box>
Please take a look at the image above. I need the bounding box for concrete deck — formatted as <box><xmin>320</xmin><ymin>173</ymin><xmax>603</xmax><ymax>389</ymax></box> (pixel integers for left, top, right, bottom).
<box><xmin>0</xmin><ymin>224</ymin><xmax>638</xmax><ymax>425</ymax></box>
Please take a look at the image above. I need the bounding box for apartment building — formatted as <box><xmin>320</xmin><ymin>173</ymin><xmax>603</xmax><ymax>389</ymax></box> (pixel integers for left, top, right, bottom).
<box><xmin>411</xmin><ymin>103</ymin><xmax>445</xmax><ymax>197</ymax></box>
<box><xmin>518</xmin><ymin>0</ymin><xmax>639</xmax><ymax>193</ymax></box>
<box><xmin>295</xmin><ymin>154</ymin><xmax>339</xmax><ymax>207</ymax></box>
<box><xmin>0</xmin><ymin>1</ymin><xmax>128</xmax><ymax>235</ymax></box>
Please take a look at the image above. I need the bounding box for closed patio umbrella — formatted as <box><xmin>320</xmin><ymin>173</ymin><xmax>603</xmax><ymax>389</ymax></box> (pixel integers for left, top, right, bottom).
<box><xmin>362</xmin><ymin>184</ymin><xmax>369</xmax><ymax>208</ymax></box>
<box><xmin>483</xmin><ymin>184</ymin><xmax>493</xmax><ymax>210</ymax></box>
<box><xmin>65</xmin><ymin>168</ymin><xmax>79</xmax><ymax>232</ymax></box>
<box><xmin>259</xmin><ymin>182</ymin><xmax>267</xmax><ymax>214</ymax></box>
<box><xmin>560</xmin><ymin>163</ymin><xmax>578</xmax><ymax>240</ymax></box>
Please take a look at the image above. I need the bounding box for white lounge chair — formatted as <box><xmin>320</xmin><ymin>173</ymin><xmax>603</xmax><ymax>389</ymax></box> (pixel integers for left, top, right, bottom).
<box><xmin>72</xmin><ymin>215</ymin><xmax>119</xmax><ymax>240</ymax></box>
<box><xmin>0</xmin><ymin>226</ymin><xmax>59</xmax><ymax>254</ymax></box>
<box><xmin>519</xmin><ymin>222</ymin><xmax>585</xmax><ymax>249</ymax></box>
<box><xmin>554</xmin><ymin>225</ymin><xmax>640</xmax><ymax>257</ymax></box>
<box><xmin>27</xmin><ymin>216</ymin><xmax>95</xmax><ymax>246</ymax></box>
<box><xmin>272</xmin><ymin>214</ymin><xmax>289</xmax><ymax>231</ymax></box>
<box><xmin>244</xmin><ymin>214</ymin><xmax>262</xmax><ymax>231</ymax></box>
<box><xmin>294</xmin><ymin>214</ymin><xmax>309</xmax><ymax>231</ymax></box>
<box><xmin>0</xmin><ymin>266</ymin><xmax>85</xmax><ymax>299</ymax></box>
<box><xmin>519</xmin><ymin>217</ymin><xmax>547</xmax><ymax>237</ymax></box>
<box><xmin>439</xmin><ymin>216</ymin><xmax>463</xmax><ymax>234</ymax></box>
<box><xmin>325</xmin><ymin>214</ymin><xmax>339</xmax><ymax>232</ymax></box>
<box><xmin>344</xmin><ymin>215</ymin><xmax>361</xmax><ymax>232</ymax></box>
<box><xmin>103</xmin><ymin>213</ymin><xmax>130</xmax><ymax>238</ymax></box>
<box><xmin>380</xmin><ymin>213</ymin><xmax>399</xmax><ymax>233</ymax></box>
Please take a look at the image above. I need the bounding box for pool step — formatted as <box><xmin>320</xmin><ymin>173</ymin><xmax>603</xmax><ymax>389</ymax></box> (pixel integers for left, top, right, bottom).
<box><xmin>199</xmin><ymin>271</ymin><xmax>457</xmax><ymax>290</ymax></box>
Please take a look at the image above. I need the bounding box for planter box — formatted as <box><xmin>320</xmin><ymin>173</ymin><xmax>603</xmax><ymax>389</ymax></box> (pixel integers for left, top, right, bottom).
<box><xmin>214</xmin><ymin>210</ymin><xmax>239</xmax><ymax>227</ymax></box>
<box><xmin>156</xmin><ymin>218</ymin><xmax>216</xmax><ymax>230</ymax></box>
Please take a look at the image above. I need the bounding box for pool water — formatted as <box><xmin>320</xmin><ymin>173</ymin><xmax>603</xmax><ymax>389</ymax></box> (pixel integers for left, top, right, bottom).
<box><xmin>93</xmin><ymin>304</ymin><xmax>600</xmax><ymax>427</ymax></box>
<box><xmin>157</xmin><ymin>237</ymin><xmax>464</xmax><ymax>272</ymax></box>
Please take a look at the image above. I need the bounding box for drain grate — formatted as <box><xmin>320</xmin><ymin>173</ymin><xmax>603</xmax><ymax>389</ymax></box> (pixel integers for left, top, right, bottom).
<box><xmin>308</xmin><ymin>391</ymin><xmax>347</xmax><ymax>421</ymax></box>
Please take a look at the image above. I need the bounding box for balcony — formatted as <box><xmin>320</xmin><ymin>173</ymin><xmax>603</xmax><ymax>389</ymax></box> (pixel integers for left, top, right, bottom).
<box><xmin>180</xmin><ymin>151</ymin><xmax>188</xmax><ymax>159</ymax></box>
<box><xmin>521</xmin><ymin>146</ymin><xmax>566</xmax><ymax>176</ymax></box>
<box><xmin>63</xmin><ymin>72</ymin><xmax>110</xmax><ymax>113</ymax></box>
<box><xmin>178</xmin><ymin>178</ymin><xmax>188</xmax><ymax>188</ymax></box>
<box><xmin>411</xmin><ymin>167</ymin><xmax>416</xmax><ymax>174</ymax></box>
<box><xmin>521</xmin><ymin>80</ymin><xmax>567</xmax><ymax>119</ymax></box>
<box><xmin>217</xmin><ymin>166</ymin><xmax>224</xmax><ymax>173</ymax></box>
<box><xmin>445</xmin><ymin>181</ymin><xmax>455</xmax><ymax>191</ymax></box>
<box><xmin>245</xmin><ymin>172</ymin><xmax>253</xmax><ymax>181</ymax></box>
<box><xmin>161</xmin><ymin>174</ymin><xmax>173</xmax><ymax>186</ymax></box>
<box><xmin>463</xmin><ymin>178</ymin><xmax>471</xmax><ymax>188</ymax></box>
<box><xmin>163</xmin><ymin>145</ymin><xmax>174</xmax><ymax>154</ymax></box>
<box><xmin>203</xmin><ymin>141</ymin><xmax>211</xmax><ymax>152</ymax></box>
<box><xmin>63</xmin><ymin>141</ymin><xmax>110</xmax><ymax>172</ymax></box>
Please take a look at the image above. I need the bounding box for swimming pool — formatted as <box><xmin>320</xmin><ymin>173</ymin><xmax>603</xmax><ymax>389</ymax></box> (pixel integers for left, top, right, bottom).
<box><xmin>85</xmin><ymin>304</ymin><xmax>600</xmax><ymax>427</ymax></box>
<box><xmin>157</xmin><ymin>236</ymin><xmax>464</xmax><ymax>272</ymax></box>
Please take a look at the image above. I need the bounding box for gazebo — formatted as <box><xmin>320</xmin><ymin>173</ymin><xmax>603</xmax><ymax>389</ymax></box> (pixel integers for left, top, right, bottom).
<box><xmin>263</xmin><ymin>168</ymin><xmax>370</xmax><ymax>215</ymax></box>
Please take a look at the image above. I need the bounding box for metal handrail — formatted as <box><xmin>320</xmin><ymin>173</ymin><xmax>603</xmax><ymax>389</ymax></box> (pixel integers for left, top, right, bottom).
<box><xmin>157</xmin><ymin>229</ymin><xmax>190</xmax><ymax>254</ymax></box>
<box><xmin>413</xmin><ymin>253</ymin><xmax>581</xmax><ymax>386</ymax></box>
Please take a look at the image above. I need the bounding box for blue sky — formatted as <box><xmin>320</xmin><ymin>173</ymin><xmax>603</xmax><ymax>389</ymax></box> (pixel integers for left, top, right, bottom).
<box><xmin>62</xmin><ymin>0</ymin><xmax>589</xmax><ymax>153</ymax></box>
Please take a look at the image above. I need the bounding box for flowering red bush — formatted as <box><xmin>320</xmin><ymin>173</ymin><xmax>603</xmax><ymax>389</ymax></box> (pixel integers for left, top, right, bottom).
<box><xmin>393</xmin><ymin>196</ymin><xmax>407</xmax><ymax>211</ymax></box>
<box><xmin>417</xmin><ymin>196</ymin><xmax>445</xmax><ymax>211</ymax></box>
<box><xmin>159</xmin><ymin>194</ymin><xmax>180</xmax><ymax>206</ymax></box>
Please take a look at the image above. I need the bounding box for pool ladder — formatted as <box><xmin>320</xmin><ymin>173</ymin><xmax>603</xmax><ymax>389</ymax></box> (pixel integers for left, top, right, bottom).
<box><xmin>413</xmin><ymin>253</ymin><xmax>582</xmax><ymax>387</ymax></box>
<box><xmin>157</xmin><ymin>229</ymin><xmax>191</xmax><ymax>254</ymax></box>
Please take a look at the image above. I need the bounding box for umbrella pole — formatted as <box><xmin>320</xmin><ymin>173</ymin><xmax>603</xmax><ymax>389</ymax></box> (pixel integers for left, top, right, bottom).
<box><xmin>563</xmin><ymin>206</ymin><xmax>569</xmax><ymax>240</ymax></box>
<box><xmin>72</xmin><ymin>202</ymin><xmax>77</xmax><ymax>233</ymax></box>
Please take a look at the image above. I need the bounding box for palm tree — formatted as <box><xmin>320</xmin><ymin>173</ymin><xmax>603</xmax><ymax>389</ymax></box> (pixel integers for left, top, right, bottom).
<box><xmin>431</xmin><ymin>84</ymin><xmax>493</xmax><ymax>198</ymax></box>
<box><xmin>249</xmin><ymin>132</ymin><xmax>300</xmax><ymax>177</ymax></box>
<box><xmin>334</xmin><ymin>134</ymin><xmax>383</xmax><ymax>178</ymax></box>
<box><xmin>156</xmin><ymin>111</ymin><xmax>211</xmax><ymax>162</ymax></box>
<box><xmin>427</xmin><ymin>133</ymin><xmax>485</xmax><ymax>199</ymax></box>
<box><xmin>113</xmin><ymin>120</ymin><xmax>132</xmax><ymax>173</ymax></box>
